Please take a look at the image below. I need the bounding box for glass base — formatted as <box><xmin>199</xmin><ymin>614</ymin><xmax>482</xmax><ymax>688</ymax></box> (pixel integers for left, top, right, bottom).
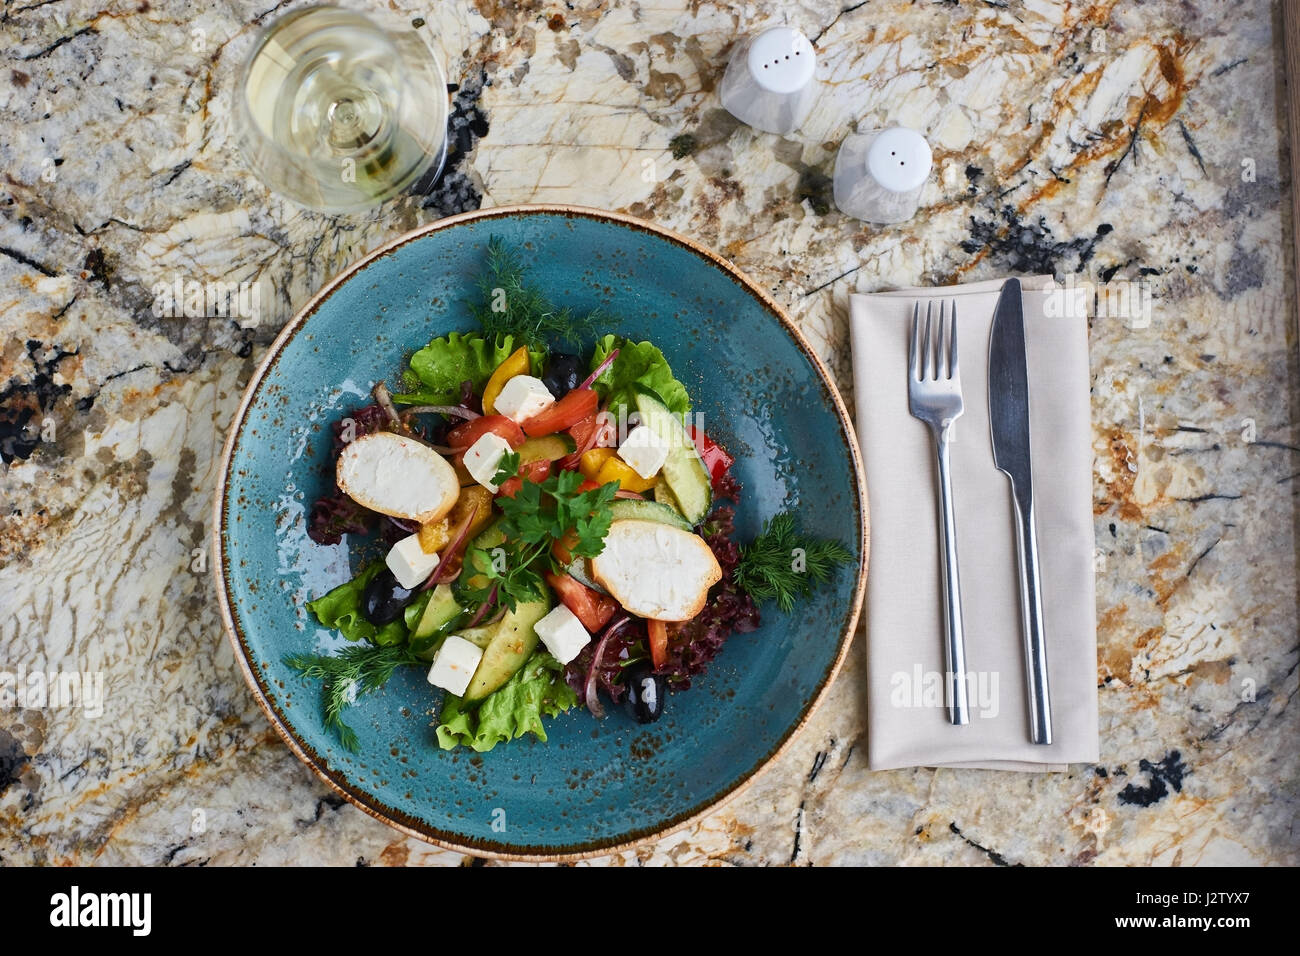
<box><xmin>404</xmin><ymin>130</ymin><xmax>450</xmax><ymax>198</ymax></box>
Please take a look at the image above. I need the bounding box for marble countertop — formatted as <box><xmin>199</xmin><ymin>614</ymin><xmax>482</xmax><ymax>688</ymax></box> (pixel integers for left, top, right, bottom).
<box><xmin>1</xmin><ymin>0</ymin><xmax>1297</xmax><ymax>865</ymax></box>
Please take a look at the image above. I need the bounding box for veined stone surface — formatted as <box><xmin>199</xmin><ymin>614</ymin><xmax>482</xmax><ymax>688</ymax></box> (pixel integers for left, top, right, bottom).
<box><xmin>0</xmin><ymin>0</ymin><xmax>1296</xmax><ymax>865</ymax></box>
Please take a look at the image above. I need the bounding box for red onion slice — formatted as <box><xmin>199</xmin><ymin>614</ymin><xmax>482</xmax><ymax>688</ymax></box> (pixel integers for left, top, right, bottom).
<box><xmin>372</xmin><ymin>382</ymin><xmax>402</xmax><ymax>426</ymax></box>
<box><xmin>578</xmin><ymin>348</ymin><xmax>619</xmax><ymax>392</ymax></box>
<box><xmin>465</xmin><ymin>584</ymin><xmax>498</xmax><ymax>628</ymax></box>
<box><xmin>401</xmin><ymin>404</ymin><xmax>481</xmax><ymax>420</ymax></box>
<box><xmin>422</xmin><ymin>503</ymin><xmax>479</xmax><ymax>590</ymax></box>
<box><xmin>583</xmin><ymin>614</ymin><xmax>632</xmax><ymax>718</ymax></box>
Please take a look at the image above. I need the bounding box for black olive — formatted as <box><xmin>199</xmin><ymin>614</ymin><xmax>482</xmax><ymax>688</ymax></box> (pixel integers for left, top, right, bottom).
<box><xmin>621</xmin><ymin>663</ymin><xmax>667</xmax><ymax>724</ymax></box>
<box><xmin>541</xmin><ymin>352</ymin><xmax>583</xmax><ymax>399</ymax></box>
<box><xmin>363</xmin><ymin>568</ymin><xmax>417</xmax><ymax>625</ymax></box>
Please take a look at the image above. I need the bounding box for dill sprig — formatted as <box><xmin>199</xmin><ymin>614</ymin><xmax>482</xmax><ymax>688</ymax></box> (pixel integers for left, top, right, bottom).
<box><xmin>285</xmin><ymin>644</ymin><xmax>421</xmax><ymax>752</ymax></box>
<box><xmin>733</xmin><ymin>512</ymin><xmax>853</xmax><ymax>613</ymax></box>
<box><xmin>468</xmin><ymin>236</ymin><xmax>603</xmax><ymax>347</ymax></box>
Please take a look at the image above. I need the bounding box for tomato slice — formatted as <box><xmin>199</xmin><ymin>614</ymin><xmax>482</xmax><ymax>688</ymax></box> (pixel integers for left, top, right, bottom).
<box><xmin>647</xmin><ymin>619</ymin><xmax>669</xmax><ymax>670</ymax></box>
<box><xmin>496</xmin><ymin>458</ymin><xmax>551</xmax><ymax>499</ymax></box>
<box><xmin>522</xmin><ymin>388</ymin><xmax>598</xmax><ymax>437</ymax></box>
<box><xmin>545</xmin><ymin>571</ymin><xmax>617</xmax><ymax>632</ymax></box>
<box><xmin>446</xmin><ymin>414</ymin><xmax>526</xmax><ymax>450</ymax></box>
<box><xmin>687</xmin><ymin>425</ymin><xmax>734</xmax><ymax>484</ymax></box>
<box><xmin>551</xmin><ymin>528</ymin><xmax>580</xmax><ymax>565</ymax></box>
<box><xmin>568</xmin><ymin>413</ymin><xmax>600</xmax><ymax>449</ymax></box>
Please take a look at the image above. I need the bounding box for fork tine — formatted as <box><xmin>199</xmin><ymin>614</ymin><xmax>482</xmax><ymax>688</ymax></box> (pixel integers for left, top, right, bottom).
<box><xmin>935</xmin><ymin>301</ymin><xmax>946</xmax><ymax>380</ymax></box>
<box><xmin>909</xmin><ymin>302</ymin><xmax>920</xmax><ymax>380</ymax></box>
<box><xmin>949</xmin><ymin>300</ymin><xmax>958</xmax><ymax>378</ymax></box>
<box><xmin>924</xmin><ymin>301</ymin><xmax>934</xmax><ymax>380</ymax></box>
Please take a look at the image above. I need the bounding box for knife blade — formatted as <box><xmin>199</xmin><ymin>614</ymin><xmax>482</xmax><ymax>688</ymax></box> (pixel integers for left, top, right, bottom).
<box><xmin>988</xmin><ymin>278</ymin><xmax>1053</xmax><ymax>745</ymax></box>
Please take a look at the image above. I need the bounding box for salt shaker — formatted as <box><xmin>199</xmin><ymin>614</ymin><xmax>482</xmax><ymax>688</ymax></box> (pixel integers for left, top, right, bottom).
<box><xmin>832</xmin><ymin>127</ymin><xmax>932</xmax><ymax>224</ymax></box>
<box><xmin>719</xmin><ymin>27</ymin><xmax>818</xmax><ymax>135</ymax></box>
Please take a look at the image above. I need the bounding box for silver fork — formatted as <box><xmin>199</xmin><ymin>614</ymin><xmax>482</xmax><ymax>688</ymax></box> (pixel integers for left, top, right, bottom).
<box><xmin>908</xmin><ymin>300</ymin><xmax>970</xmax><ymax>726</ymax></box>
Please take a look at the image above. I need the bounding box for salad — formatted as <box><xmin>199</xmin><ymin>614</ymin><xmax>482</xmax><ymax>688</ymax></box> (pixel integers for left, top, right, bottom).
<box><xmin>289</xmin><ymin>238</ymin><xmax>851</xmax><ymax>753</ymax></box>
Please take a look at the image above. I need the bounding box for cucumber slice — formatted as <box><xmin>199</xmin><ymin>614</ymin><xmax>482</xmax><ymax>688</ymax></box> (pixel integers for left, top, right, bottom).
<box><xmin>608</xmin><ymin>497</ymin><xmax>693</xmax><ymax>531</ymax></box>
<box><xmin>454</xmin><ymin>624</ymin><xmax>499</xmax><ymax>651</ymax></box>
<box><xmin>566</xmin><ymin>557</ymin><xmax>608</xmax><ymax>594</ymax></box>
<box><xmin>518</xmin><ymin>434</ymin><xmax>575</xmax><ymax>463</ymax></box>
<box><xmin>411</xmin><ymin>584</ymin><xmax>465</xmax><ymax>660</ymax></box>
<box><xmin>653</xmin><ymin>481</ymin><xmax>684</xmax><ymax>515</ymax></box>
<box><xmin>632</xmin><ymin>386</ymin><xmax>712</xmax><ymax>524</ymax></box>
<box><xmin>462</xmin><ymin>592</ymin><xmax>551</xmax><ymax>701</ymax></box>
<box><xmin>455</xmin><ymin>520</ymin><xmax>506</xmax><ymax>601</ymax></box>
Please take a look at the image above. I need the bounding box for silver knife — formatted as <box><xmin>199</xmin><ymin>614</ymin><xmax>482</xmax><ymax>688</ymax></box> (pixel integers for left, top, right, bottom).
<box><xmin>987</xmin><ymin>278</ymin><xmax>1053</xmax><ymax>746</ymax></box>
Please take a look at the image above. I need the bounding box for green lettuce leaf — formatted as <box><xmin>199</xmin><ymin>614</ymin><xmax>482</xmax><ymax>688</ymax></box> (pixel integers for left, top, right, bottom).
<box><xmin>588</xmin><ymin>335</ymin><xmax>691</xmax><ymax>419</ymax></box>
<box><xmin>305</xmin><ymin>561</ymin><xmax>409</xmax><ymax>646</ymax></box>
<box><xmin>435</xmin><ymin>652</ymin><xmax>578</xmax><ymax>752</ymax></box>
<box><xmin>392</xmin><ymin>331</ymin><xmax>544</xmax><ymax>405</ymax></box>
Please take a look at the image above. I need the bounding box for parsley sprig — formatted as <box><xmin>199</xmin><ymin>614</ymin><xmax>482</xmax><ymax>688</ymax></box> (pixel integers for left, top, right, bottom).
<box><xmin>469</xmin><ymin>237</ymin><xmax>603</xmax><ymax>347</ymax></box>
<box><xmin>733</xmin><ymin>512</ymin><xmax>853</xmax><ymax>613</ymax></box>
<box><xmin>285</xmin><ymin>644</ymin><xmax>422</xmax><ymax>752</ymax></box>
<box><xmin>491</xmin><ymin>450</ymin><xmax>521</xmax><ymax>487</ymax></box>
<box><xmin>462</xmin><ymin>470</ymin><xmax>619</xmax><ymax>613</ymax></box>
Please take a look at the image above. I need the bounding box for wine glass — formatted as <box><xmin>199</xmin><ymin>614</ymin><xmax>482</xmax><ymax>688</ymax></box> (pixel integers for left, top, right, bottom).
<box><xmin>233</xmin><ymin>4</ymin><xmax>448</xmax><ymax>213</ymax></box>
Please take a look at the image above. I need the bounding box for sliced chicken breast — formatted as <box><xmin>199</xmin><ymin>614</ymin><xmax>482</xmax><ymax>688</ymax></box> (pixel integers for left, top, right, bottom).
<box><xmin>336</xmin><ymin>431</ymin><xmax>459</xmax><ymax>524</ymax></box>
<box><xmin>589</xmin><ymin>519</ymin><xmax>722</xmax><ymax>621</ymax></box>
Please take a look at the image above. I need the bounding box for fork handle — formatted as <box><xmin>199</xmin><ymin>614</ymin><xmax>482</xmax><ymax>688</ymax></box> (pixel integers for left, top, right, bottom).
<box><xmin>935</xmin><ymin>431</ymin><xmax>969</xmax><ymax>725</ymax></box>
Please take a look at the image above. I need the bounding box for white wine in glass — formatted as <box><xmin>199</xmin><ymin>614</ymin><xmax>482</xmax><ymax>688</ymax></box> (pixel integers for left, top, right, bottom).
<box><xmin>234</xmin><ymin>5</ymin><xmax>448</xmax><ymax>213</ymax></box>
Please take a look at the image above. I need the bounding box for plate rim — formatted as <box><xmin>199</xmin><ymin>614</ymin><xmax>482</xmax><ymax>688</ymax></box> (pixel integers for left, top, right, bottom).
<box><xmin>211</xmin><ymin>203</ymin><xmax>870</xmax><ymax>861</ymax></box>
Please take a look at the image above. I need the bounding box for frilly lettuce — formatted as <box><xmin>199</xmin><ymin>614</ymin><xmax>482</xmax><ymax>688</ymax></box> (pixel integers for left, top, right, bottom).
<box><xmin>588</xmin><ymin>335</ymin><xmax>691</xmax><ymax>419</ymax></box>
<box><xmin>393</xmin><ymin>332</ymin><xmax>544</xmax><ymax>406</ymax></box>
<box><xmin>435</xmin><ymin>651</ymin><xmax>578</xmax><ymax>752</ymax></box>
<box><xmin>305</xmin><ymin>561</ymin><xmax>429</xmax><ymax>646</ymax></box>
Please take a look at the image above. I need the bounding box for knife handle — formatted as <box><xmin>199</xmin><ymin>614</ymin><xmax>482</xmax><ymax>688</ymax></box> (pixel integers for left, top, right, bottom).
<box><xmin>1010</xmin><ymin>490</ymin><xmax>1053</xmax><ymax>745</ymax></box>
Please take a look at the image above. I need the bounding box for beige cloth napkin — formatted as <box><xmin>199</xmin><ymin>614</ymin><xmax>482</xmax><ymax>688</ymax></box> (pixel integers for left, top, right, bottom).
<box><xmin>849</xmin><ymin>277</ymin><xmax>1098</xmax><ymax>771</ymax></box>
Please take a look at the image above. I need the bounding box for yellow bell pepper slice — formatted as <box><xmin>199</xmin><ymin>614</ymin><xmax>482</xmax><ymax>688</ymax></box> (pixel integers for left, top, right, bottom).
<box><xmin>417</xmin><ymin>516</ymin><xmax>451</xmax><ymax>554</ymax></box>
<box><xmin>452</xmin><ymin>486</ymin><xmax>495</xmax><ymax>541</ymax></box>
<box><xmin>578</xmin><ymin>447</ymin><xmax>616</xmax><ymax>482</ymax></box>
<box><xmin>481</xmin><ymin>346</ymin><xmax>531</xmax><ymax>415</ymax></box>
<box><xmin>419</xmin><ymin>486</ymin><xmax>494</xmax><ymax>553</ymax></box>
<box><xmin>595</xmin><ymin>456</ymin><xmax>659</xmax><ymax>493</ymax></box>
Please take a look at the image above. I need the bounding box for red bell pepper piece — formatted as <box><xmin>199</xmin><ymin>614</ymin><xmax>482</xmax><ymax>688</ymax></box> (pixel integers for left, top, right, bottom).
<box><xmin>687</xmin><ymin>425</ymin><xmax>734</xmax><ymax>485</ymax></box>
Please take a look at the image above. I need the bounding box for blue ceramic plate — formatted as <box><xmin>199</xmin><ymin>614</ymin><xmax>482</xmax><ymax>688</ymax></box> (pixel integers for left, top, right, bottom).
<box><xmin>214</xmin><ymin>206</ymin><xmax>867</xmax><ymax>859</ymax></box>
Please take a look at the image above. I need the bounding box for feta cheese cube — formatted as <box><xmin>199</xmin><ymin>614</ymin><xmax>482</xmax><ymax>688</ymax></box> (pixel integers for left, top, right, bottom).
<box><xmin>385</xmin><ymin>533</ymin><xmax>440</xmax><ymax>589</ymax></box>
<box><xmin>463</xmin><ymin>432</ymin><xmax>514</xmax><ymax>491</ymax></box>
<box><xmin>617</xmin><ymin>425</ymin><xmax>669</xmax><ymax>479</ymax></box>
<box><xmin>494</xmin><ymin>375</ymin><xmax>555</xmax><ymax>424</ymax></box>
<box><xmin>427</xmin><ymin>634</ymin><xmax>484</xmax><ymax>697</ymax></box>
<box><xmin>533</xmin><ymin>603</ymin><xmax>592</xmax><ymax>665</ymax></box>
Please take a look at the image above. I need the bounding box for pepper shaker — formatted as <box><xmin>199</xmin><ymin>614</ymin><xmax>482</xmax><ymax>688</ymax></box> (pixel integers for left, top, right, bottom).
<box><xmin>832</xmin><ymin>127</ymin><xmax>932</xmax><ymax>224</ymax></box>
<box><xmin>719</xmin><ymin>26</ymin><xmax>818</xmax><ymax>136</ymax></box>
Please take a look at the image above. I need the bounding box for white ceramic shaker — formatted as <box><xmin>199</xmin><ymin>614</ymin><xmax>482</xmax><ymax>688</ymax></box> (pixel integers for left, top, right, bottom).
<box><xmin>832</xmin><ymin>127</ymin><xmax>933</xmax><ymax>224</ymax></box>
<box><xmin>719</xmin><ymin>26</ymin><xmax>818</xmax><ymax>135</ymax></box>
